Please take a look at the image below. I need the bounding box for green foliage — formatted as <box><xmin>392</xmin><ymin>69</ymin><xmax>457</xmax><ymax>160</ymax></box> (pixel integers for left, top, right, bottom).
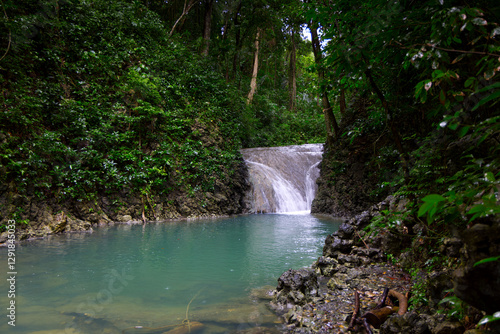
<box><xmin>408</xmin><ymin>269</ymin><xmax>429</xmax><ymax>310</ymax></box>
<box><xmin>0</xmin><ymin>0</ymin><xmax>245</xmax><ymax>204</ymax></box>
<box><xmin>474</xmin><ymin>255</ymin><xmax>500</xmax><ymax>267</ymax></box>
<box><xmin>478</xmin><ymin>311</ymin><xmax>500</xmax><ymax>326</ymax></box>
<box><xmin>366</xmin><ymin>209</ymin><xmax>411</xmax><ymax>236</ymax></box>
<box><xmin>416</xmin><ymin>152</ymin><xmax>500</xmax><ymax>227</ymax></box>
<box><xmin>438</xmin><ymin>290</ymin><xmax>468</xmax><ymax>321</ymax></box>
<box><xmin>418</xmin><ymin>194</ymin><xmax>447</xmax><ymax>225</ymax></box>
<box><xmin>241</xmin><ymin>100</ymin><xmax>325</xmax><ymax>148</ymax></box>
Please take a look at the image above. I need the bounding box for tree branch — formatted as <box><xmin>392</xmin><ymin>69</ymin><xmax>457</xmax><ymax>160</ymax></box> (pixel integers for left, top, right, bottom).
<box><xmin>348</xmin><ymin>290</ymin><xmax>360</xmax><ymax>329</ymax></box>
<box><xmin>392</xmin><ymin>41</ymin><xmax>500</xmax><ymax>58</ymax></box>
<box><xmin>0</xmin><ymin>0</ymin><xmax>11</xmax><ymax>63</ymax></box>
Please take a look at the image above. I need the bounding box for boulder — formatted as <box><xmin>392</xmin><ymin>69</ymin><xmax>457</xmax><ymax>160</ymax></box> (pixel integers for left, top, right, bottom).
<box><xmin>337</xmin><ymin>221</ymin><xmax>355</xmax><ymax>238</ymax></box>
<box><xmin>273</xmin><ymin>269</ymin><xmax>319</xmax><ymax>309</ymax></box>
<box><xmin>323</xmin><ymin>234</ymin><xmax>353</xmax><ymax>256</ymax></box>
<box><xmin>433</xmin><ymin>322</ymin><xmax>464</xmax><ymax>334</ymax></box>
<box><xmin>453</xmin><ymin>222</ymin><xmax>500</xmax><ymax>314</ymax></box>
<box><xmin>380</xmin><ymin>312</ymin><xmax>432</xmax><ymax>334</ymax></box>
<box><xmin>312</xmin><ymin>256</ymin><xmax>338</xmax><ymax>276</ymax></box>
<box><xmin>426</xmin><ymin>271</ymin><xmax>454</xmax><ymax>308</ymax></box>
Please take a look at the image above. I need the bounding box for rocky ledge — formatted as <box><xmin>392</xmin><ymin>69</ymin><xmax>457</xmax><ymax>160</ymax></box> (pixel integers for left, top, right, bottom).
<box><xmin>269</xmin><ymin>197</ymin><xmax>499</xmax><ymax>334</ymax></box>
<box><xmin>0</xmin><ymin>160</ymin><xmax>249</xmax><ymax>243</ymax></box>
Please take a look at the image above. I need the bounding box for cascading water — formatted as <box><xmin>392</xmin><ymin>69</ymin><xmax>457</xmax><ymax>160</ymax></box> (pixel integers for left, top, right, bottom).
<box><xmin>241</xmin><ymin>143</ymin><xmax>323</xmax><ymax>213</ymax></box>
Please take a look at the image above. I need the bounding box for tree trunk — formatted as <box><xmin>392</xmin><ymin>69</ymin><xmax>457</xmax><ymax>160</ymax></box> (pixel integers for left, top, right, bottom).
<box><xmin>201</xmin><ymin>0</ymin><xmax>214</xmax><ymax>56</ymax></box>
<box><xmin>246</xmin><ymin>28</ymin><xmax>261</xmax><ymax>105</ymax></box>
<box><xmin>364</xmin><ymin>68</ymin><xmax>411</xmax><ymax>181</ymax></box>
<box><xmin>339</xmin><ymin>87</ymin><xmax>346</xmax><ymax>114</ymax></box>
<box><xmin>230</xmin><ymin>1</ymin><xmax>242</xmax><ymax>82</ymax></box>
<box><xmin>289</xmin><ymin>30</ymin><xmax>297</xmax><ymax>112</ymax></box>
<box><xmin>334</xmin><ymin>20</ymin><xmax>347</xmax><ymax>116</ymax></box>
<box><xmin>309</xmin><ymin>21</ymin><xmax>339</xmax><ymax>146</ymax></box>
<box><xmin>169</xmin><ymin>0</ymin><xmax>197</xmax><ymax>37</ymax></box>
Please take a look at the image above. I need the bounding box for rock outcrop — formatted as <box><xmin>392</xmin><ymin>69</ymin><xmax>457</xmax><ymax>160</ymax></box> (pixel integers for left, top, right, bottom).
<box><xmin>453</xmin><ymin>221</ymin><xmax>500</xmax><ymax>315</ymax></box>
<box><xmin>0</xmin><ymin>160</ymin><xmax>249</xmax><ymax>242</ymax></box>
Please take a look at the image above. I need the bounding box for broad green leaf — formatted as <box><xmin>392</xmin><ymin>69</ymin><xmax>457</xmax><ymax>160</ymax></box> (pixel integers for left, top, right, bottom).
<box><xmin>478</xmin><ymin>315</ymin><xmax>500</xmax><ymax>326</ymax></box>
<box><xmin>464</xmin><ymin>77</ymin><xmax>475</xmax><ymax>88</ymax></box>
<box><xmin>422</xmin><ymin>194</ymin><xmax>446</xmax><ymax>203</ymax></box>
<box><xmin>467</xmin><ymin>204</ymin><xmax>485</xmax><ymax>215</ymax></box>
<box><xmin>458</xmin><ymin>126</ymin><xmax>470</xmax><ymax>137</ymax></box>
<box><xmin>485</xmin><ymin>172</ymin><xmax>496</xmax><ymax>182</ymax></box>
<box><xmin>429</xmin><ymin>206</ymin><xmax>439</xmax><ymax>222</ymax></box>
<box><xmin>472</xmin><ymin>90</ymin><xmax>500</xmax><ymax>111</ymax></box>
<box><xmin>432</xmin><ymin>69</ymin><xmax>445</xmax><ymax>79</ymax></box>
<box><xmin>477</xmin><ymin>82</ymin><xmax>500</xmax><ymax>94</ymax></box>
<box><xmin>418</xmin><ymin>202</ymin><xmax>433</xmax><ymax>217</ymax></box>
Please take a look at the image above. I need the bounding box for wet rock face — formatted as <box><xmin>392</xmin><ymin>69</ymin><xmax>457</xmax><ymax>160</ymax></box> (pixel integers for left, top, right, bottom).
<box><xmin>273</xmin><ymin>269</ymin><xmax>318</xmax><ymax>309</ymax></box>
<box><xmin>453</xmin><ymin>222</ymin><xmax>500</xmax><ymax>314</ymax></box>
<box><xmin>0</xmin><ymin>160</ymin><xmax>249</xmax><ymax>241</ymax></box>
<box><xmin>271</xmin><ymin>200</ymin><xmax>414</xmax><ymax>333</ymax></box>
<box><xmin>323</xmin><ymin>234</ymin><xmax>354</xmax><ymax>256</ymax></box>
<box><xmin>313</xmin><ymin>256</ymin><xmax>338</xmax><ymax>276</ymax></box>
<box><xmin>426</xmin><ymin>271</ymin><xmax>454</xmax><ymax>309</ymax></box>
<box><xmin>380</xmin><ymin>312</ymin><xmax>432</xmax><ymax>334</ymax></box>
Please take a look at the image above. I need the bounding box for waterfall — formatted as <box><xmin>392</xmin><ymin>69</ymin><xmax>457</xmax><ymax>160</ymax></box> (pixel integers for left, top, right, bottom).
<box><xmin>241</xmin><ymin>143</ymin><xmax>323</xmax><ymax>214</ymax></box>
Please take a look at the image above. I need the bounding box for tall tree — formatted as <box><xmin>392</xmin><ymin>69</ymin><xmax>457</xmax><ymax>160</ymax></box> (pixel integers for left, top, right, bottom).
<box><xmin>201</xmin><ymin>0</ymin><xmax>214</xmax><ymax>56</ymax></box>
<box><xmin>288</xmin><ymin>29</ymin><xmax>298</xmax><ymax>112</ymax></box>
<box><xmin>247</xmin><ymin>28</ymin><xmax>261</xmax><ymax>104</ymax></box>
<box><xmin>230</xmin><ymin>1</ymin><xmax>242</xmax><ymax>82</ymax></box>
<box><xmin>309</xmin><ymin>21</ymin><xmax>339</xmax><ymax>146</ymax></box>
<box><xmin>169</xmin><ymin>0</ymin><xmax>197</xmax><ymax>36</ymax></box>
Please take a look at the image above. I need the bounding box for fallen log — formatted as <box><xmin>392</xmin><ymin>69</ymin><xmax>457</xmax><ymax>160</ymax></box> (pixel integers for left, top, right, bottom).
<box><xmin>347</xmin><ymin>288</ymin><xmax>408</xmax><ymax>333</ymax></box>
<box><xmin>363</xmin><ymin>306</ymin><xmax>397</xmax><ymax>329</ymax></box>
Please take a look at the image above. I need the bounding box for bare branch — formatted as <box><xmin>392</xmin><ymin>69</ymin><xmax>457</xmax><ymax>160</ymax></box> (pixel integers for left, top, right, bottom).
<box><xmin>0</xmin><ymin>0</ymin><xmax>12</xmax><ymax>63</ymax></box>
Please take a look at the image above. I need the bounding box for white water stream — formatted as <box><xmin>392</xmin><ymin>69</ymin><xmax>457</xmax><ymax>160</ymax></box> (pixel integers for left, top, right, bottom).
<box><xmin>241</xmin><ymin>143</ymin><xmax>323</xmax><ymax>213</ymax></box>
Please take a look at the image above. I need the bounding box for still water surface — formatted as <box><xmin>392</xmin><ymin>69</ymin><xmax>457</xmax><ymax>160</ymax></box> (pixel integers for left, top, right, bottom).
<box><xmin>0</xmin><ymin>214</ymin><xmax>339</xmax><ymax>333</ymax></box>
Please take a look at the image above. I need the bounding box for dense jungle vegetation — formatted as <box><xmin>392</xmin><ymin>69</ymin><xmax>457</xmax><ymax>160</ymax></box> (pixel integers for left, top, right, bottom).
<box><xmin>0</xmin><ymin>0</ymin><xmax>325</xmax><ymax>207</ymax></box>
<box><xmin>1</xmin><ymin>0</ymin><xmax>499</xmax><ymax>329</ymax></box>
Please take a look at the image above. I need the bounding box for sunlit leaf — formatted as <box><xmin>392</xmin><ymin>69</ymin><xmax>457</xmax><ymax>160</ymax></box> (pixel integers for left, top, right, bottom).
<box><xmin>425</xmin><ymin>81</ymin><xmax>433</xmax><ymax>91</ymax></box>
<box><xmin>474</xmin><ymin>256</ymin><xmax>500</xmax><ymax>267</ymax></box>
<box><xmin>485</xmin><ymin>172</ymin><xmax>496</xmax><ymax>182</ymax></box>
<box><xmin>472</xmin><ymin>18</ymin><xmax>487</xmax><ymax>26</ymax></box>
<box><xmin>484</xmin><ymin>69</ymin><xmax>496</xmax><ymax>80</ymax></box>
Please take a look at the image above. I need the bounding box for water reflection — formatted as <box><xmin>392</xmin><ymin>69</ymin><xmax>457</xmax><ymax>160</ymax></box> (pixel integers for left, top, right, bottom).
<box><xmin>0</xmin><ymin>214</ymin><xmax>340</xmax><ymax>333</ymax></box>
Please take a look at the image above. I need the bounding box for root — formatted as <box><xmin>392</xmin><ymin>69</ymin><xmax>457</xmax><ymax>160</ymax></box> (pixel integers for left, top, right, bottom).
<box><xmin>348</xmin><ymin>288</ymin><xmax>408</xmax><ymax>333</ymax></box>
<box><xmin>122</xmin><ymin>289</ymin><xmax>204</xmax><ymax>334</ymax></box>
<box><xmin>183</xmin><ymin>289</ymin><xmax>203</xmax><ymax>333</ymax></box>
